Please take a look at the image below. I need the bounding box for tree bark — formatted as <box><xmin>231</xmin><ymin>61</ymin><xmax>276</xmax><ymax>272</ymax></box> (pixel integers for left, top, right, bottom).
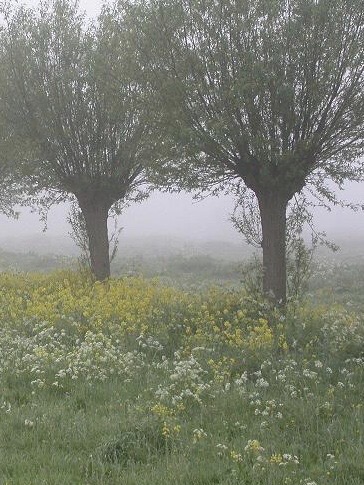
<box><xmin>80</xmin><ymin>201</ymin><xmax>110</xmax><ymax>281</ymax></box>
<box><xmin>257</xmin><ymin>192</ymin><xmax>288</xmax><ymax>306</ymax></box>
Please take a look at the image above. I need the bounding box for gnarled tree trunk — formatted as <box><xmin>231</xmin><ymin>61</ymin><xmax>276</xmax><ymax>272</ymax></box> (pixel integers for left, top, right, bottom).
<box><xmin>78</xmin><ymin>198</ymin><xmax>111</xmax><ymax>281</ymax></box>
<box><xmin>257</xmin><ymin>191</ymin><xmax>288</xmax><ymax>305</ymax></box>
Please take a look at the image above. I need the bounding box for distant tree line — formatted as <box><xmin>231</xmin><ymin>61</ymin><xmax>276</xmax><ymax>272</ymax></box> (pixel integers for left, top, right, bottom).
<box><xmin>0</xmin><ymin>0</ymin><xmax>363</xmax><ymax>306</ymax></box>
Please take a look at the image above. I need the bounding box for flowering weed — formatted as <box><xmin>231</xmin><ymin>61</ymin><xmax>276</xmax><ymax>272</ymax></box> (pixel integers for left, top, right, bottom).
<box><xmin>0</xmin><ymin>271</ymin><xmax>363</xmax><ymax>484</ymax></box>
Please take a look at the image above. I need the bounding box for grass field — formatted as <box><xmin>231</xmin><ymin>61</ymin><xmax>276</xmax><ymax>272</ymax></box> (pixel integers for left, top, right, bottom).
<box><xmin>0</xmin><ymin>258</ymin><xmax>363</xmax><ymax>484</ymax></box>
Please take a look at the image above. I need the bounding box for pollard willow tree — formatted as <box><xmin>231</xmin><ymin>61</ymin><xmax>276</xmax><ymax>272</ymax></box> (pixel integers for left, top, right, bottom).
<box><xmin>1</xmin><ymin>0</ymin><xmax>156</xmax><ymax>280</ymax></box>
<box><xmin>136</xmin><ymin>0</ymin><xmax>364</xmax><ymax>304</ymax></box>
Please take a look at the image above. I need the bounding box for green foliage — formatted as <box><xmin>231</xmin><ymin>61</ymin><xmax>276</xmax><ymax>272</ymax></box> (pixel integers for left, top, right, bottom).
<box><xmin>1</xmin><ymin>0</ymin><xmax>156</xmax><ymax>203</ymax></box>
<box><xmin>0</xmin><ymin>60</ymin><xmax>32</xmax><ymax>217</ymax></box>
<box><xmin>138</xmin><ymin>0</ymin><xmax>364</xmax><ymax>195</ymax></box>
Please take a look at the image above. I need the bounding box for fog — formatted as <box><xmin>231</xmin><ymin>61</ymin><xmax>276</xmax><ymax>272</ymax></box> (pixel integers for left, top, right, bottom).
<box><xmin>0</xmin><ymin>192</ymin><xmax>238</xmax><ymax>253</ymax></box>
<box><xmin>1</xmin><ymin>0</ymin><xmax>363</xmax><ymax>257</ymax></box>
<box><xmin>0</xmin><ymin>182</ymin><xmax>363</xmax><ymax>256</ymax></box>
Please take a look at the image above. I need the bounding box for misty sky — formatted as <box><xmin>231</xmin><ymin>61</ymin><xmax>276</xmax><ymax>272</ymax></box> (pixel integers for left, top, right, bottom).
<box><xmin>1</xmin><ymin>0</ymin><xmax>363</xmax><ymax>250</ymax></box>
<box><xmin>0</xmin><ymin>183</ymin><xmax>363</xmax><ymax>247</ymax></box>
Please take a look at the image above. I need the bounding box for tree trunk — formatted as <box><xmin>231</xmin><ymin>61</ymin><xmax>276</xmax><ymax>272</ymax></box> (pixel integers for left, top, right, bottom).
<box><xmin>257</xmin><ymin>192</ymin><xmax>288</xmax><ymax>306</ymax></box>
<box><xmin>80</xmin><ymin>202</ymin><xmax>110</xmax><ymax>281</ymax></box>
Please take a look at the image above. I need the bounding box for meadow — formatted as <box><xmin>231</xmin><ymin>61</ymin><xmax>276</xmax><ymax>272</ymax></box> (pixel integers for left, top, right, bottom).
<box><xmin>0</xmin><ymin>247</ymin><xmax>363</xmax><ymax>484</ymax></box>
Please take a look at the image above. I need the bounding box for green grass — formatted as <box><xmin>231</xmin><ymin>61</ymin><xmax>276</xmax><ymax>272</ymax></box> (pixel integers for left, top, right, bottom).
<box><xmin>0</xmin><ymin>252</ymin><xmax>363</xmax><ymax>484</ymax></box>
<box><xmin>1</xmin><ymin>354</ymin><xmax>363</xmax><ymax>484</ymax></box>
<box><xmin>308</xmin><ymin>258</ymin><xmax>364</xmax><ymax>312</ymax></box>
